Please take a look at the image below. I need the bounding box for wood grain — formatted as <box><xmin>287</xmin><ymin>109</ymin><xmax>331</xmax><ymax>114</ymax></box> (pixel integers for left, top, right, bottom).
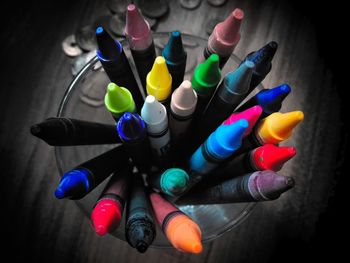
<box><xmin>1</xmin><ymin>0</ymin><xmax>346</xmax><ymax>262</ymax></box>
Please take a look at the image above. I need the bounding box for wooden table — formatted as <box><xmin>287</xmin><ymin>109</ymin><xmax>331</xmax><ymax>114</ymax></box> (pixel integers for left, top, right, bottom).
<box><xmin>1</xmin><ymin>0</ymin><xmax>347</xmax><ymax>262</ymax></box>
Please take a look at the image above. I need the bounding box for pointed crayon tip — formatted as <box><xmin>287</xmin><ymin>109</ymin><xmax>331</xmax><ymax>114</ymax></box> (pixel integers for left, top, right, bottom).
<box><xmin>96</xmin><ymin>27</ymin><xmax>121</xmax><ymax>59</ymax></box>
<box><xmin>162</xmin><ymin>31</ymin><xmax>186</xmax><ymax>63</ymax></box>
<box><xmin>30</xmin><ymin>124</ymin><xmax>41</xmax><ymax>136</ymax></box>
<box><xmin>257</xmin><ymin>83</ymin><xmax>291</xmax><ymax>112</ymax></box>
<box><xmin>258</xmin><ymin>111</ymin><xmax>304</xmax><ymax>144</ymax></box>
<box><xmin>136</xmin><ymin>242</ymin><xmax>148</xmax><ymax>253</ymax></box>
<box><xmin>192</xmin><ymin>54</ymin><xmax>221</xmax><ymax>93</ymax></box>
<box><xmin>219</xmin><ymin>8</ymin><xmax>244</xmax><ymax>43</ymax></box>
<box><xmin>224</xmin><ymin>105</ymin><xmax>263</xmax><ymax>136</ymax></box>
<box><xmin>146</xmin><ymin>56</ymin><xmax>172</xmax><ymax>101</ymax></box>
<box><xmin>54</xmin><ymin>187</ymin><xmax>65</xmax><ymax>199</ymax></box>
<box><xmin>224</xmin><ymin>60</ymin><xmax>255</xmax><ymax>95</ymax></box>
<box><xmin>252</xmin><ymin>144</ymin><xmax>297</xmax><ymax>171</ymax></box>
<box><xmin>104</xmin><ymin>83</ymin><xmax>135</xmax><ymax>117</ymax></box>
<box><xmin>247</xmin><ymin>41</ymin><xmax>278</xmax><ymax>72</ymax></box>
<box><xmin>170</xmin><ymin>80</ymin><xmax>197</xmax><ymax>117</ymax></box>
<box><xmin>141</xmin><ymin>95</ymin><xmax>167</xmax><ymax>126</ymax></box>
<box><xmin>125</xmin><ymin>4</ymin><xmax>152</xmax><ymax>50</ymax></box>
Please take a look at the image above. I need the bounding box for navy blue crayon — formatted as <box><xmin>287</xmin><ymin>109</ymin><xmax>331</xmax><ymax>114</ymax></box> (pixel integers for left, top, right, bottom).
<box><xmin>125</xmin><ymin>175</ymin><xmax>156</xmax><ymax>253</ymax></box>
<box><xmin>96</xmin><ymin>26</ymin><xmax>144</xmax><ymax>109</ymax></box>
<box><xmin>198</xmin><ymin>61</ymin><xmax>255</xmax><ymax>142</ymax></box>
<box><xmin>117</xmin><ymin>112</ymin><xmax>152</xmax><ymax>173</ymax></box>
<box><xmin>162</xmin><ymin>31</ymin><xmax>187</xmax><ymax>91</ymax></box>
<box><xmin>55</xmin><ymin>145</ymin><xmax>128</xmax><ymax>200</ymax></box>
<box><xmin>236</xmin><ymin>83</ymin><xmax>291</xmax><ymax>118</ymax></box>
<box><xmin>242</xmin><ymin>41</ymin><xmax>278</xmax><ymax>91</ymax></box>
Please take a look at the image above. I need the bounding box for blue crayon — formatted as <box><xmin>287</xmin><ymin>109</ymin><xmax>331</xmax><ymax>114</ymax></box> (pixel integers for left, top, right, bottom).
<box><xmin>96</xmin><ymin>27</ymin><xmax>144</xmax><ymax>109</ymax></box>
<box><xmin>162</xmin><ymin>31</ymin><xmax>187</xmax><ymax>91</ymax></box>
<box><xmin>55</xmin><ymin>145</ymin><xmax>128</xmax><ymax>200</ymax></box>
<box><xmin>237</xmin><ymin>84</ymin><xmax>291</xmax><ymax>118</ymax></box>
<box><xmin>117</xmin><ymin>112</ymin><xmax>152</xmax><ymax>173</ymax></box>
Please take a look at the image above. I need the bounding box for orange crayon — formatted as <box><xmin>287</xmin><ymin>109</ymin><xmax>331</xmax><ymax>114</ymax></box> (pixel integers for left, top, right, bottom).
<box><xmin>149</xmin><ymin>192</ymin><xmax>202</xmax><ymax>254</ymax></box>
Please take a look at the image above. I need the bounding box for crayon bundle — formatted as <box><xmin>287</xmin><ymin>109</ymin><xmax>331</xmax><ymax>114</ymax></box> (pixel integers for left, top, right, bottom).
<box><xmin>31</xmin><ymin>4</ymin><xmax>304</xmax><ymax>254</ymax></box>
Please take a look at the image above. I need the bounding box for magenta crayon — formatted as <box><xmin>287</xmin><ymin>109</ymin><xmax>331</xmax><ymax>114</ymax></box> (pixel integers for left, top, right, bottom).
<box><xmin>91</xmin><ymin>167</ymin><xmax>131</xmax><ymax>236</ymax></box>
<box><xmin>125</xmin><ymin>4</ymin><xmax>156</xmax><ymax>92</ymax></box>
<box><xmin>204</xmin><ymin>8</ymin><xmax>244</xmax><ymax>68</ymax></box>
<box><xmin>177</xmin><ymin>170</ymin><xmax>295</xmax><ymax>205</ymax></box>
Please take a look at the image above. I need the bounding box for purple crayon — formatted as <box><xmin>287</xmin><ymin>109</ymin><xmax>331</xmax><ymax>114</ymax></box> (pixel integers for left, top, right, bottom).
<box><xmin>176</xmin><ymin>170</ymin><xmax>295</xmax><ymax>205</ymax></box>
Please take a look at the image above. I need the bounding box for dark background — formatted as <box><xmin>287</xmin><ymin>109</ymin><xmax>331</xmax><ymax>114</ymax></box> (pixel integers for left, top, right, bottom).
<box><xmin>1</xmin><ymin>0</ymin><xmax>348</xmax><ymax>262</ymax></box>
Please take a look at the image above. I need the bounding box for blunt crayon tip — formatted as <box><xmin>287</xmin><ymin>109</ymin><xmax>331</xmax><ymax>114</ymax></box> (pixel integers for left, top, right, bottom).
<box><xmin>96</xmin><ymin>26</ymin><xmax>103</xmax><ymax>35</ymax></box>
<box><xmin>91</xmin><ymin>198</ymin><xmax>123</xmax><ymax>236</ymax></box>
<box><xmin>104</xmin><ymin>83</ymin><xmax>136</xmax><ymax>118</ymax></box>
<box><xmin>55</xmin><ymin>169</ymin><xmax>91</xmax><ymax>199</ymax></box>
<box><xmin>250</xmin><ymin>170</ymin><xmax>295</xmax><ymax>200</ymax></box>
<box><xmin>30</xmin><ymin>124</ymin><xmax>41</xmax><ymax>136</ymax></box>
<box><xmin>160</xmin><ymin>168</ymin><xmax>189</xmax><ymax>196</ymax></box>
<box><xmin>125</xmin><ymin>3</ymin><xmax>152</xmax><ymax>50</ymax></box>
<box><xmin>146</xmin><ymin>56</ymin><xmax>172</xmax><ymax>102</ymax></box>
<box><xmin>192</xmin><ymin>54</ymin><xmax>221</xmax><ymax>94</ymax></box>
<box><xmin>256</xmin><ymin>84</ymin><xmax>291</xmax><ymax>113</ymax></box>
<box><xmin>166</xmin><ymin>214</ymin><xmax>203</xmax><ymax>254</ymax></box>
<box><xmin>257</xmin><ymin>111</ymin><xmax>304</xmax><ymax>144</ymax></box>
<box><xmin>280</xmin><ymin>83</ymin><xmax>291</xmax><ymax>93</ymax></box>
<box><xmin>96</xmin><ymin>26</ymin><xmax>121</xmax><ymax>60</ymax></box>
<box><xmin>136</xmin><ymin>242</ymin><xmax>148</xmax><ymax>253</ymax></box>
<box><xmin>170</xmin><ymin>80</ymin><xmax>197</xmax><ymax>117</ymax></box>
<box><xmin>247</xmin><ymin>41</ymin><xmax>278</xmax><ymax>73</ymax></box>
<box><xmin>208</xmin><ymin>8</ymin><xmax>243</xmax><ymax>57</ymax></box>
<box><xmin>117</xmin><ymin>112</ymin><xmax>146</xmax><ymax>141</ymax></box>
<box><xmin>224</xmin><ymin>105</ymin><xmax>262</xmax><ymax>136</ymax></box>
<box><xmin>252</xmin><ymin>144</ymin><xmax>297</xmax><ymax>171</ymax></box>
<box><xmin>162</xmin><ymin>31</ymin><xmax>186</xmax><ymax>64</ymax></box>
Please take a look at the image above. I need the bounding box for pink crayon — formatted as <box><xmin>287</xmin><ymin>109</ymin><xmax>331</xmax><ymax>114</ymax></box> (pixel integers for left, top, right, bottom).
<box><xmin>204</xmin><ymin>8</ymin><xmax>244</xmax><ymax>68</ymax></box>
<box><xmin>223</xmin><ymin>105</ymin><xmax>262</xmax><ymax>136</ymax></box>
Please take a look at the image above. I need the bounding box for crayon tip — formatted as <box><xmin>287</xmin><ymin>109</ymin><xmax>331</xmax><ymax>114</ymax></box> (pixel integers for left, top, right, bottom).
<box><xmin>91</xmin><ymin>198</ymin><xmax>123</xmax><ymax>236</ymax></box>
<box><xmin>247</xmin><ymin>41</ymin><xmax>278</xmax><ymax>73</ymax></box>
<box><xmin>125</xmin><ymin>4</ymin><xmax>152</xmax><ymax>50</ymax></box>
<box><xmin>224</xmin><ymin>105</ymin><xmax>262</xmax><ymax>136</ymax></box>
<box><xmin>218</xmin><ymin>8</ymin><xmax>243</xmax><ymax>44</ymax></box>
<box><xmin>136</xmin><ymin>242</ymin><xmax>148</xmax><ymax>253</ymax></box>
<box><xmin>146</xmin><ymin>56</ymin><xmax>172</xmax><ymax>101</ymax></box>
<box><xmin>117</xmin><ymin>112</ymin><xmax>145</xmax><ymax>141</ymax></box>
<box><xmin>141</xmin><ymin>95</ymin><xmax>167</xmax><ymax>130</ymax></box>
<box><xmin>256</xmin><ymin>84</ymin><xmax>291</xmax><ymax>113</ymax></box>
<box><xmin>166</xmin><ymin>214</ymin><xmax>202</xmax><ymax>254</ymax></box>
<box><xmin>252</xmin><ymin>144</ymin><xmax>297</xmax><ymax>171</ymax></box>
<box><xmin>258</xmin><ymin>111</ymin><xmax>304</xmax><ymax>144</ymax></box>
<box><xmin>208</xmin><ymin>119</ymin><xmax>248</xmax><ymax>159</ymax></box>
<box><xmin>30</xmin><ymin>124</ymin><xmax>41</xmax><ymax>136</ymax></box>
<box><xmin>170</xmin><ymin>80</ymin><xmax>197</xmax><ymax>117</ymax></box>
<box><xmin>126</xmin><ymin>221</ymin><xmax>155</xmax><ymax>253</ymax></box>
<box><xmin>223</xmin><ymin>60</ymin><xmax>255</xmax><ymax>96</ymax></box>
<box><xmin>55</xmin><ymin>169</ymin><xmax>91</xmax><ymax>199</ymax></box>
<box><xmin>254</xmin><ymin>170</ymin><xmax>295</xmax><ymax>200</ymax></box>
<box><xmin>160</xmin><ymin>168</ymin><xmax>189</xmax><ymax>196</ymax></box>
<box><xmin>104</xmin><ymin>83</ymin><xmax>136</xmax><ymax>117</ymax></box>
<box><xmin>96</xmin><ymin>26</ymin><xmax>121</xmax><ymax>59</ymax></box>
<box><xmin>162</xmin><ymin>31</ymin><xmax>186</xmax><ymax>63</ymax></box>
<box><xmin>192</xmin><ymin>54</ymin><xmax>221</xmax><ymax>94</ymax></box>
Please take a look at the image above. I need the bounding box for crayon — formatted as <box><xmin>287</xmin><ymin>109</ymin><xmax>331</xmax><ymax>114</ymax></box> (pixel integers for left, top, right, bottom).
<box><xmin>207</xmin><ymin>144</ymin><xmax>296</xmax><ymax>185</ymax></box>
<box><xmin>230</xmin><ymin>111</ymin><xmax>304</xmax><ymax>158</ymax></box>
<box><xmin>148</xmin><ymin>168</ymin><xmax>189</xmax><ymax>197</ymax></box>
<box><xmin>104</xmin><ymin>82</ymin><xmax>136</xmax><ymax>121</ymax></box>
<box><xmin>149</xmin><ymin>192</ymin><xmax>202</xmax><ymax>254</ymax></box>
<box><xmin>223</xmin><ymin>105</ymin><xmax>263</xmax><ymax>136</ymax></box>
<box><xmin>30</xmin><ymin>117</ymin><xmax>121</xmax><ymax>146</ymax></box>
<box><xmin>141</xmin><ymin>95</ymin><xmax>171</xmax><ymax>163</ymax></box>
<box><xmin>125</xmin><ymin>4</ymin><xmax>156</xmax><ymax>93</ymax></box>
<box><xmin>169</xmin><ymin>80</ymin><xmax>197</xmax><ymax>141</ymax></box>
<box><xmin>125</xmin><ymin>175</ymin><xmax>156</xmax><ymax>253</ymax></box>
<box><xmin>91</xmin><ymin>167</ymin><xmax>131</xmax><ymax>236</ymax></box>
<box><xmin>204</xmin><ymin>8</ymin><xmax>243</xmax><ymax>68</ymax></box>
<box><xmin>117</xmin><ymin>112</ymin><xmax>152</xmax><ymax>173</ymax></box>
<box><xmin>162</xmin><ymin>31</ymin><xmax>187</xmax><ymax>91</ymax></box>
<box><xmin>146</xmin><ymin>56</ymin><xmax>172</xmax><ymax>106</ymax></box>
<box><xmin>191</xmin><ymin>54</ymin><xmax>221</xmax><ymax>116</ymax></box>
<box><xmin>198</xmin><ymin>61</ymin><xmax>255</xmax><ymax>141</ymax></box>
<box><xmin>95</xmin><ymin>26</ymin><xmax>144</xmax><ymax>109</ymax></box>
<box><xmin>172</xmin><ymin>119</ymin><xmax>249</xmax><ymax>200</ymax></box>
<box><xmin>54</xmin><ymin>145</ymin><xmax>128</xmax><ymax>200</ymax></box>
<box><xmin>242</xmin><ymin>41</ymin><xmax>278</xmax><ymax>91</ymax></box>
<box><xmin>235</xmin><ymin>83</ymin><xmax>291</xmax><ymax>119</ymax></box>
<box><xmin>178</xmin><ymin>170</ymin><xmax>295</xmax><ymax>205</ymax></box>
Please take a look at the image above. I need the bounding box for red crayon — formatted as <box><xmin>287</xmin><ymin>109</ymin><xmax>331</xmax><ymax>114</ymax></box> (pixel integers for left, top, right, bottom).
<box><xmin>149</xmin><ymin>192</ymin><xmax>203</xmax><ymax>254</ymax></box>
<box><xmin>204</xmin><ymin>8</ymin><xmax>244</xmax><ymax>68</ymax></box>
<box><xmin>91</xmin><ymin>167</ymin><xmax>131</xmax><ymax>236</ymax></box>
